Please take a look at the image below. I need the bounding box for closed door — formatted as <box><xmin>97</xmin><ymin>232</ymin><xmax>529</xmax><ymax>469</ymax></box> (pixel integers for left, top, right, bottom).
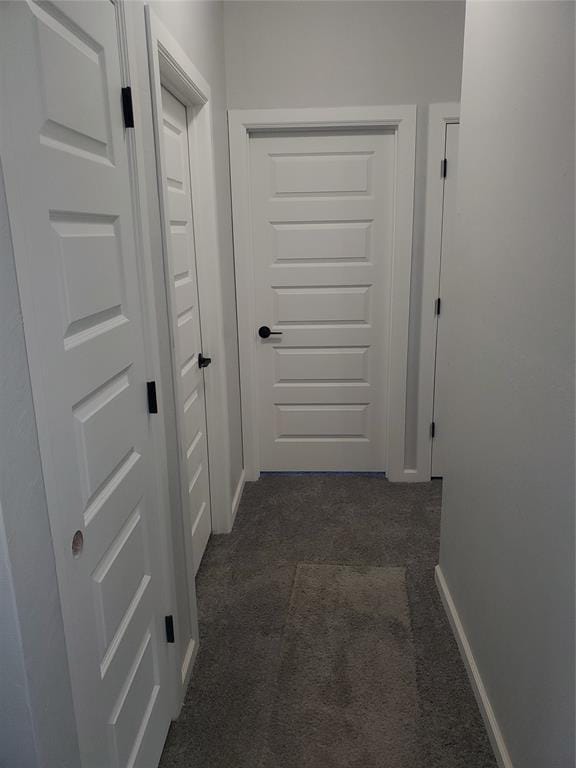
<box><xmin>250</xmin><ymin>131</ymin><xmax>395</xmax><ymax>471</ymax></box>
<box><xmin>159</xmin><ymin>87</ymin><xmax>212</xmax><ymax>574</ymax></box>
<box><xmin>432</xmin><ymin>122</ymin><xmax>460</xmax><ymax>476</ymax></box>
<box><xmin>0</xmin><ymin>2</ymin><xmax>172</xmax><ymax>766</ymax></box>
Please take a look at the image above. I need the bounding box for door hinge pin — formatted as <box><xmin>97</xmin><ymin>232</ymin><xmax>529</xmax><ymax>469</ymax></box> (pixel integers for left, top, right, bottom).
<box><xmin>122</xmin><ymin>86</ymin><xmax>135</xmax><ymax>129</ymax></box>
<box><xmin>430</xmin><ymin>421</ymin><xmax>436</xmax><ymax>439</ymax></box>
<box><xmin>441</xmin><ymin>158</ymin><xmax>447</xmax><ymax>178</ymax></box>
<box><xmin>147</xmin><ymin>381</ymin><xmax>158</xmax><ymax>414</ymax></box>
<box><xmin>165</xmin><ymin>615</ymin><xmax>175</xmax><ymax>643</ymax></box>
<box><xmin>435</xmin><ymin>297</ymin><xmax>441</xmax><ymax>316</ymax></box>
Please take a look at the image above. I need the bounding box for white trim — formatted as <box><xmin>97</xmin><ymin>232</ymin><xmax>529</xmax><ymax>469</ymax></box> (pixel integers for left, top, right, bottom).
<box><xmin>180</xmin><ymin>637</ymin><xmax>197</xmax><ymax>688</ymax></box>
<box><xmin>435</xmin><ymin>566</ymin><xmax>514</xmax><ymax>768</ymax></box>
<box><xmin>228</xmin><ymin>106</ymin><xmax>417</xmax><ymax>481</ymax></box>
<box><xmin>231</xmin><ymin>469</ymin><xmax>246</xmax><ymax>526</ymax></box>
<box><xmin>146</xmin><ymin>8</ymin><xmax>233</xmax><ymax>537</ymax></box>
<box><xmin>122</xmin><ymin>0</ymin><xmax>184</xmax><ymax>718</ymax></box>
<box><xmin>419</xmin><ymin>103</ymin><xmax>460</xmax><ymax>479</ymax></box>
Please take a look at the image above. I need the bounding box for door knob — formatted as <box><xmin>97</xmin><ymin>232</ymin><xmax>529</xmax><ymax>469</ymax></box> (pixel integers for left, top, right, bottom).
<box><xmin>198</xmin><ymin>353</ymin><xmax>212</xmax><ymax>368</ymax></box>
<box><xmin>258</xmin><ymin>325</ymin><xmax>283</xmax><ymax>339</ymax></box>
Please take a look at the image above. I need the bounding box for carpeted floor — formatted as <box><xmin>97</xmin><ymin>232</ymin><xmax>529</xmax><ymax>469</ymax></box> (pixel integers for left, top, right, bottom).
<box><xmin>159</xmin><ymin>474</ymin><xmax>498</xmax><ymax>768</ymax></box>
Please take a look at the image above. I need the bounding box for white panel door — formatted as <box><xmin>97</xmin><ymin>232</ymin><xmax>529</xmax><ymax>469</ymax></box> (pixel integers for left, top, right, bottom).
<box><xmin>250</xmin><ymin>132</ymin><xmax>395</xmax><ymax>471</ymax></box>
<box><xmin>159</xmin><ymin>87</ymin><xmax>212</xmax><ymax>574</ymax></box>
<box><xmin>0</xmin><ymin>3</ymin><xmax>172</xmax><ymax>766</ymax></box>
<box><xmin>432</xmin><ymin>122</ymin><xmax>460</xmax><ymax>477</ymax></box>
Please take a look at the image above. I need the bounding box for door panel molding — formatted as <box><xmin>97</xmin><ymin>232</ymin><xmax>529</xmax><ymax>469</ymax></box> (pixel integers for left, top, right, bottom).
<box><xmin>229</xmin><ymin>106</ymin><xmax>417</xmax><ymax>481</ymax></box>
<box><xmin>419</xmin><ymin>103</ymin><xmax>460</xmax><ymax>480</ymax></box>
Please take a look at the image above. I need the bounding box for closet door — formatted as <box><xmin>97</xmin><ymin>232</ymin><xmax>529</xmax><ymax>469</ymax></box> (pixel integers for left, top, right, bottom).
<box><xmin>0</xmin><ymin>2</ymin><xmax>173</xmax><ymax>765</ymax></box>
<box><xmin>432</xmin><ymin>122</ymin><xmax>460</xmax><ymax>477</ymax></box>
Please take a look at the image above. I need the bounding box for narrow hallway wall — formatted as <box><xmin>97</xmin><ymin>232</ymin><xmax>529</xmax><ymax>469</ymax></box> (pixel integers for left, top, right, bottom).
<box><xmin>438</xmin><ymin>3</ymin><xmax>575</xmax><ymax>766</ymax></box>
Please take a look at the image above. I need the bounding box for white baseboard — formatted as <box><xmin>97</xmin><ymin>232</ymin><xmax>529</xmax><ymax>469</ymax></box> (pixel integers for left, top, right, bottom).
<box><xmin>435</xmin><ymin>565</ymin><xmax>514</xmax><ymax>768</ymax></box>
<box><xmin>180</xmin><ymin>637</ymin><xmax>197</xmax><ymax>688</ymax></box>
<box><xmin>230</xmin><ymin>469</ymin><xmax>246</xmax><ymax>527</ymax></box>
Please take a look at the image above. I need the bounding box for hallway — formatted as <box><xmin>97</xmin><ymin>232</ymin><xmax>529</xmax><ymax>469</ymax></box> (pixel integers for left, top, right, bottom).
<box><xmin>159</xmin><ymin>475</ymin><xmax>496</xmax><ymax>767</ymax></box>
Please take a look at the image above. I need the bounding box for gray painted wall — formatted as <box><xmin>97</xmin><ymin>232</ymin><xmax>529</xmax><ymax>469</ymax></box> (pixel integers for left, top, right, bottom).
<box><xmin>0</xmin><ymin>159</ymin><xmax>80</xmax><ymax>766</ymax></box>
<box><xmin>438</xmin><ymin>3</ymin><xmax>575</xmax><ymax>767</ymax></box>
<box><xmin>223</xmin><ymin>0</ymin><xmax>466</xmax><ymax>469</ymax></box>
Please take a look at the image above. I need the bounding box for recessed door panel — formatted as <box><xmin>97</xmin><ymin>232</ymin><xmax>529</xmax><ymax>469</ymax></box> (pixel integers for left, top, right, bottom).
<box><xmin>93</xmin><ymin>507</ymin><xmax>149</xmax><ymax>653</ymax></box>
<box><xmin>34</xmin><ymin>2</ymin><xmax>112</xmax><ymax>162</ymax></box>
<box><xmin>273</xmin><ymin>285</ymin><xmax>371</xmax><ymax>325</ymax></box>
<box><xmin>271</xmin><ymin>153</ymin><xmax>372</xmax><ymax>195</ymax></box>
<box><xmin>275</xmin><ymin>403</ymin><xmax>370</xmax><ymax>440</ymax></box>
<box><xmin>273</xmin><ymin>220</ymin><xmax>371</xmax><ymax>263</ymax></box>
<box><xmin>274</xmin><ymin>347</ymin><xmax>370</xmax><ymax>383</ymax></box>
<box><xmin>51</xmin><ymin>214</ymin><xmax>124</xmax><ymax>332</ymax></box>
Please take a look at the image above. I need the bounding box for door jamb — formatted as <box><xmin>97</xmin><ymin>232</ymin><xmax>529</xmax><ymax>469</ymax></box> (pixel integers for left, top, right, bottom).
<box><xmin>120</xmin><ymin>0</ymin><xmax>188</xmax><ymax>718</ymax></box>
<box><xmin>419</xmin><ymin>102</ymin><xmax>460</xmax><ymax>479</ymax></box>
<box><xmin>146</xmin><ymin>8</ymin><xmax>233</xmax><ymax>543</ymax></box>
<box><xmin>228</xmin><ymin>106</ymin><xmax>417</xmax><ymax>481</ymax></box>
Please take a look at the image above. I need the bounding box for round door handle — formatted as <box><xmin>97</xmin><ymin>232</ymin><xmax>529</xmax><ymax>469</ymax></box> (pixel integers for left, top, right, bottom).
<box><xmin>258</xmin><ymin>325</ymin><xmax>283</xmax><ymax>339</ymax></box>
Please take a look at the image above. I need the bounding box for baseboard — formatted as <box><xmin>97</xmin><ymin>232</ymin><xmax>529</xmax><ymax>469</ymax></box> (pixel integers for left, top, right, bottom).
<box><xmin>180</xmin><ymin>637</ymin><xmax>197</xmax><ymax>689</ymax></box>
<box><xmin>435</xmin><ymin>565</ymin><xmax>514</xmax><ymax>768</ymax></box>
<box><xmin>230</xmin><ymin>468</ymin><xmax>246</xmax><ymax>527</ymax></box>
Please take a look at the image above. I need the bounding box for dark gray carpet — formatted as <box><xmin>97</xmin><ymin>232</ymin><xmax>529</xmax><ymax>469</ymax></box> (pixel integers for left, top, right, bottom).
<box><xmin>159</xmin><ymin>474</ymin><xmax>498</xmax><ymax>768</ymax></box>
<box><xmin>260</xmin><ymin>564</ymin><xmax>420</xmax><ymax>768</ymax></box>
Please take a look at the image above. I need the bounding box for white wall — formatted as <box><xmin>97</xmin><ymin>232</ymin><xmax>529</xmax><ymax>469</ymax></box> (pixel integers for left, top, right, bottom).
<box><xmin>438</xmin><ymin>3</ymin><xmax>575</xmax><ymax>767</ymax></box>
<box><xmin>224</xmin><ymin>1</ymin><xmax>465</xmax><ymax>109</ymax></box>
<box><xmin>151</xmin><ymin>0</ymin><xmax>244</xmax><ymax>498</ymax></box>
<box><xmin>223</xmin><ymin>0</ymin><xmax>465</xmax><ymax>470</ymax></box>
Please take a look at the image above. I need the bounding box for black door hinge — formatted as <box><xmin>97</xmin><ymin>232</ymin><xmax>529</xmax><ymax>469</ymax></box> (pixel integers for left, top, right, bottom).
<box><xmin>122</xmin><ymin>86</ymin><xmax>135</xmax><ymax>129</ymax></box>
<box><xmin>430</xmin><ymin>421</ymin><xmax>436</xmax><ymax>439</ymax></box>
<box><xmin>147</xmin><ymin>381</ymin><xmax>158</xmax><ymax>414</ymax></box>
<box><xmin>441</xmin><ymin>158</ymin><xmax>448</xmax><ymax>178</ymax></box>
<box><xmin>165</xmin><ymin>615</ymin><xmax>175</xmax><ymax>644</ymax></box>
<box><xmin>435</xmin><ymin>297</ymin><xmax>442</xmax><ymax>316</ymax></box>
<box><xmin>198</xmin><ymin>353</ymin><xmax>212</xmax><ymax>369</ymax></box>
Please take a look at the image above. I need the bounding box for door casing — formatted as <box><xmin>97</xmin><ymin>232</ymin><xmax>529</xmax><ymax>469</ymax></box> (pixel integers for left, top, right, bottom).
<box><xmin>146</xmin><ymin>8</ymin><xmax>234</xmax><ymax>544</ymax></box>
<box><xmin>229</xmin><ymin>107</ymin><xmax>417</xmax><ymax>482</ymax></box>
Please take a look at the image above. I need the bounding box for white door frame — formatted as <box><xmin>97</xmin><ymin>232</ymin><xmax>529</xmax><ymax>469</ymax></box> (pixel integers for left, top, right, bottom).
<box><xmin>146</xmin><ymin>8</ymin><xmax>233</xmax><ymax>536</ymax></box>
<box><xmin>418</xmin><ymin>103</ymin><xmax>460</xmax><ymax>478</ymax></box>
<box><xmin>229</xmin><ymin>106</ymin><xmax>417</xmax><ymax>482</ymax></box>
